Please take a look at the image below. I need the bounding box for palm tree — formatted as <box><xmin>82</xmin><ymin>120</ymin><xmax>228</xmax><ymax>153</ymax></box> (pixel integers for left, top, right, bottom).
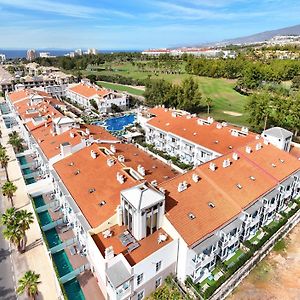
<box><xmin>1</xmin><ymin>207</ymin><xmax>17</xmax><ymax>227</ymax></box>
<box><xmin>17</xmin><ymin>210</ymin><xmax>34</xmax><ymax>251</ymax></box>
<box><xmin>17</xmin><ymin>271</ymin><xmax>41</xmax><ymax>300</ymax></box>
<box><xmin>2</xmin><ymin>181</ymin><xmax>17</xmax><ymax>207</ymax></box>
<box><xmin>204</xmin><ymin>97</ymin><xmax>213</xmax><ymax>115</ymax></box>
<box><xmin>3</xmin><ymin>223</ymin><xmax>24</xmax><ymax>252</ymax></box>
<box><xmin>0</xmin><ymin>148</ymin><xmax>10</xmax><ymax>180</ymax></box>
<box><xmin>8</xmin><ymin>131</ymin><xmax>24</xmax><ymax>153</ymax></box>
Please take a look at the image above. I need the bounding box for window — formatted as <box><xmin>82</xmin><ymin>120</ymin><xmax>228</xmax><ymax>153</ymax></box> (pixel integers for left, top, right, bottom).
<box><xmin>137</xmin><ymin>273</ymin><xmax>143</xmax><ymax>285</ymax></box>
<box><xmin>155</xmin><ymin>277</ymin><xmax>162</xmax><ymax>289</ymax></box>
<box><xmin>137</xmin><ymin>290</ymin><xmax>144</xmax><ymax>300</ymax></box>
<box><xmin>156</xmin><ymin>261</ymin><xmax>162</xmax><ymax>272</ymax></box>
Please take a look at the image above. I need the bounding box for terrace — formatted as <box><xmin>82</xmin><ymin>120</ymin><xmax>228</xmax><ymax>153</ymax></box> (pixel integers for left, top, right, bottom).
<box><xmin>32</xmin><ymin>192</ymin><xmax>104</xmax><ymax>300</ymax></box>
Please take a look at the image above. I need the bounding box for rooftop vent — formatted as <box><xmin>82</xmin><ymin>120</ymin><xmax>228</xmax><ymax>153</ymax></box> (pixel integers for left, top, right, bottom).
<box><xmin>208</xmin><ymin>202</ymin><xmax>215</xmax><ymax>208</ymax></box>
<box><xmin>264</xmin><ymin>140</ymin><xmax>269</xmax><ymax>145</ymax></box>
<box><xmin>255</xmin><ymin>135</ymin><xmax>260</xmax><ymax>140</ymax></box>
<box><xmin>98</xmin><ymin>200</ymin><xmax>106</xmax><ymax>207</ymax></box>
<box><xmin>178</xmin><ymin>181</ymin><xmax>188</xmax><ymax>192</ymax></box>
<box><xmin>116</xmin><ymin>172</ymin><xmax>125</xmax><ymax>184</ymax></box>
<box><xmin>228</xmin><ymin>145</ymin><xmax>233</xmax><ymax>149</ymax></box>
<box><xmin>232</xmin><ymin>153</ymin><xmax>239</xmax><ymax>161</ymax></box>
<box><xmin>90</xmin><ymin>150</ymin><xmax>97</xmax><ymax>159</ymax></box>
<box><xmin>137</xmin><ymin>165</ymin><xmax>145</xmax><ymax>176</ymax></box>
<box><xmin>236</xmin><ymin>183</ymin><xmax>243</xmax><ymax>190</ymax></box>
<box><xmin>192</xmin><ymin>173</ymin><xmax>200</xmax><ymax>183</ymax></box>
<box><xmin>74</xmin><ymin>169</ymin><xmax>80</xmax><ymax>175</ymax></box>
<box><xmin>250</xmin><ymin>176</ymin><xmax>256</xmax><ymax>181</ymax></box>
<box><xmin>231</xmin><ymin>130</ymin><xmax>239</xmax><ymax>137</ymax></box>
<box><xmin>118</xmin><ymin>155</ymin><xmax>125</xmax><ymax>163</ymax></box>
<box><xmin>68</xmin><ymin>162</ymin><xmax>74</xmax><ymax>166</ymax></box>
<box><xmin>209</xmin><ymin>162</ymin><xmax>216</xmax><ymax>171</ymax></box>
<box><xmin>107</xmin><ymin>158</ymin><xmax>115</xmax><ymax>167</ymax></box>
<box><xmin>245</xmin><ymin>146</ymin><xmax>252</xmax><ymax>154</ymax></box>
<box><xmin>214</xmin><ymin>140</ymin><xmax>219</xmax><ymax>144</ymax></box>
<box><xmin>222</xmin><ymin>122</ymin><xmax>227</xmax><ymax>127</ymax></box>
<box><xmin>110</xmin><ymin>144</ymin><xmax>116</xmax><ymax>153</ymax></box>
<box><xmin>188</xmin><ymin>212</ymin><xmax>196</xmax><ymax>220</ymax></box>
<box><xmin>151</xmin><ymin>180</ymin><xmax>158</xmax><ymax>187</ymax></box>
<box><xmin>241</xmin><ymin>127</ymin><xmax>248</xmax><ymax>134</ymax></box>
<box><xmin>171</xmin><ymin>112</ymin><xmax>177</xmax><ymax>118</ymax></box>
<box><xmin>271</xmin><ymin>163</ymin><xmax>276</xmax><ymax>168</ymax></box>
<box><xmin>216</xmin><ymin>123</ymin><xmax>222</xmax><ymax>129</ymax></box>
<box><xmin>89</xmin><ymin>188</ymin><xmax>96</xmax><ymax>193</ymax></box>
<box><xmin>70</xmin><ymin>131</ymin><xmax>75</xmax><ymax>138</ymax></box>
<box><xmin>255</xmin><ymin>143</ymin><xmax>262</xmax><ymax>150</ymax></box>
<box><xmin>222</xmin><ymin>158</ymin><xmax>231</xmax><ymax>168</ymax></box>
<box><xmin>279</xmin><ymin>159</ymin><xmax>284</xmax><ymax>163</ymax></box>
<box><xmin>157</xmin><ymin>233</ymin><xmax>168</xmax><ymax>244</ymax></box>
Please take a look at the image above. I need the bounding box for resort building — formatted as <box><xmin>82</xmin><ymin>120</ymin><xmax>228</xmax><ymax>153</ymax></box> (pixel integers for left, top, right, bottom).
<box><xmin>138</xmin><ymin>107</ymin><xmax>258</xmax><ymax>166</ymax></box>
<box><xmin>3</xmin><ymin>89</ymin><xmax>300</xmax><ymax>300</ymax></box>
<box><xmin>66</xmin><ymin>83</ymin><xmax>128</xmax><ymax>113</ymax></box>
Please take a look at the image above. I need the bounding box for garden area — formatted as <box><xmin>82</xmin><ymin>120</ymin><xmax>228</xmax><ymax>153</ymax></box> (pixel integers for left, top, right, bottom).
<box><xmin>188</xmin><ymin>198</ymin><xmax>300</xmax><ymax>300</ymax></box>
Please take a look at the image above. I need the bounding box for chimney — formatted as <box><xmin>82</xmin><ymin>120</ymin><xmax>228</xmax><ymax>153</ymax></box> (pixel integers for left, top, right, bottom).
<box><xmin>70</xmin><ymin>131</ymin><xmax>75</xmax><ymax>138</ymax></box>
<box><xmin>192</xmin><ymin>173</ymin><xmax>200</xmax><ymax>182</ymax></box>
<box><xmin>85</xmin><ymin>128</ymin><xmax>90</xmax><ymax>135</ymax></box>
<box><xmin>137</xmin><ymin>165</ymin><xmax>145</xmax><ymax>176</ymax></box>
<box><xmin>107</xmin><ymin>158</ymin><xmax>115</xmax><ymax>167</ymax></box>
<box><xmin>110</xmin><ymin>144</ymin><xmax>116</xmax><ymax>153</ymax></box>
<box><xmin>232</xmin><ymin>153</ymin><xmax>239</xmax><ymax>160</ymax></box>
<box><xmin>209</xmin><ymin>162</ymin><xmax>216</xmax><ymax>171</ymax></box>
<box><xmin>222</xmin><ymin>158</ymin><xmax>231</xmax><ymax>168</ymax></box>
<box><xmin>216</xmin><ymin>123</ymin><xmax>222</xmax><ymax>129</ymax></box>
<box><xmin>90</xmin><ymin>150</ymin><xmax>97</xmax><ymax>159</ymax></box>
<box><xmin>60</xmin><ymin>142</ymin><xmax>72</xmax><ymax>158</ymax></box>
<box><xmin>116</xmin><ymin>172</ymin><xmax>125</xmax><ymax>184</ymax></box>
<box><xmin>245</xmin><ymin>146</ymin><xmax>252</xmax><ymax>154</ymax></box>
<box><xmin>255</xmin><ymin>143</ymin><xmax>262</xmax><ymax>151</ymax></box>
<box><xmin>118</xmin><ymin>155</ymin><xmax>125</xmax><ymax>163</ymax></box>
<box><xmin>177</xmin><ymin>181</ymin><xmax>188</xmax><ymax>192</ymax></box>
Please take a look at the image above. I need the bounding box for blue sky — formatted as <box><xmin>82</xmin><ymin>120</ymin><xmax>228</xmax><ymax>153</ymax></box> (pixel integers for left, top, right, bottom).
<box><xmin>0</xmin><ymin>0</ymin><xmax>299</xmax><ymax>50</ymax></box>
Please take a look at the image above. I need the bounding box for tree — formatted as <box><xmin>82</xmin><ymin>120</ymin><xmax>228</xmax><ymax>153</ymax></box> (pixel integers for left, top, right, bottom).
<box><xmin>0</xmin><ymin>148</ymin><xmax>10</xmax><ymax>180</ymax></box>
<box><xmin>17</xmin><ymin>271</ymin><xmax>41</xmax><ymax>300</ymax></box>
<box><xmin>1</xmin><ymin>207</ymin><xmax>17</xmax><ymax>227</ymax></box>
<box><xmin>17</xmin><ymin>210</ymin><xmax>34</xmax><ymax>251</ymax></box>
<box><xmin>8</xmin><ymin>131</ymin><xmax>24</xmax><ymax>153</ymax></box>
<box><xmin>1</xmin><ymin>208</ymin><xmax>33</xmax><ymax>253</ymax></box>
<box><xmin>291</xmin><ymin>75</ymin><xmax>300</xmax><ymax>90</ymax></box>
<box><xmin>3</xmin><ymin>223</ymin><xmax>24</xmax><ymax>252</ymax></box>
<box><xmin>203</xmin><ymin>97</ymin><xmax>213</xmax><ymax>114</ymax></box>
<box><xmin>2</xmin><ymin>181</ymin><xmax>17</xmax><ymax>207</ymax></box>
<box><xmin>246</xmin><ymin>91</ymin><xmax>273</xmax><ymax>130</ymax></box>
<box><xmin>89</xmin><ymin>99</ymin><xmax>98</xmax><ymax>110</ymax></box>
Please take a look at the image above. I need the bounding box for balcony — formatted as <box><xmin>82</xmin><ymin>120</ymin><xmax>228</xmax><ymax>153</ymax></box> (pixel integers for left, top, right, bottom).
<box><xmin>192</xmin><ymin>252</ymin><xmax>215</xmax><ymax>270</ymax></box>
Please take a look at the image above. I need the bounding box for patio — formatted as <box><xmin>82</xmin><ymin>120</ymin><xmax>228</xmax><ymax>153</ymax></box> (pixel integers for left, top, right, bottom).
<box><xmin>249</xmin><ymin>229</ymin><xmax>265</xmax><ymax>245</ymax></box>
<box><xmin>224</xmin><ymin>248</ymin><xmax>245</xmax><ymax>267</ymax></box>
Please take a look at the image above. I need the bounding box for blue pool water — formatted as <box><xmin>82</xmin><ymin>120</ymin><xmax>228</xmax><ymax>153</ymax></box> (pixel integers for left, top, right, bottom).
<box><xmin>94</xmin><ymin>114</ymin><xmax>135</xmax><ymax>131</ymax></box>
<box><xmin>45</xmin><ymin>228</ymin><xmax>62</xmax><ymax>248</ymax></box>
<box><xmin>17</xmin><ymin>156</ymin><xmax>28</xmax><ymax>165</ymax></box>
<box><xmin>64</xmin><ymin>278</ymin><xmax>85</xmax><ymax>300</ymax></box>
<box><xmin>25</xmin><ymin>178</ymin><xmax>36</xmax><ymax>185</ymax></box>
<box><xmin>52</xmin><ymin>250</ymin><xmax>73</xmax><ymax>277</ymax></box>
<box><xmin>38</xmin><ymin>211</ymin><xmax>52</xmax><ymax>226</ymax></box>
<box><xmin>33</xmin><ymin>195</ymin><xmax>45</xmax><ymax>208</ymax></box>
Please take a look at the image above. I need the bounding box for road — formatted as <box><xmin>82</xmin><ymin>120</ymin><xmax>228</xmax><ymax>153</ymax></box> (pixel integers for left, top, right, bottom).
<box><xmin>0</xmin><ymin>195</ymin><xmax>17</xmax><ymax>300</ymax></box>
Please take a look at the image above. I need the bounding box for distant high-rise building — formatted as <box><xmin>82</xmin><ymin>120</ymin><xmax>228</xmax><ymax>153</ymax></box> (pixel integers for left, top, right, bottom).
<box><xmin>87</xmin><ymin>48</ymin><xmax>97</xmax><ymax>55</ymax></box>
<box><xmin>75</xmin><ymin>49</ymin><xmax>83</xmax><ymax>56</ymax></box>
<box><xmin>26</xmin><ymin>49</ymin><xmax>36</xmax><ymax>61</ymax></box>
<box><xmin>0</xmin><ymin>54</ymin><xmax>6</xmax><ymax>63</ymax></box>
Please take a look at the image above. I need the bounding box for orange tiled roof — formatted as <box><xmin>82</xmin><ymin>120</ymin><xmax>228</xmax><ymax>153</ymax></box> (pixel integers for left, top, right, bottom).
<box><xmin>161</xmin><ymin>140</ymin><xmax>300</xmax><ymax>246</ymax></box>
<box><xmin>53</xmin><ymin>143</ymin><xmax>177</xmax><ymax>228</ymax></box>
<box><xmin>146</xmin><ymin>107</ymin><xmax>257</xmax><ymax>154</ymax></box>
<box><xmin>69</xmin><ymin>84</ymin><xmax>110</xmax><ymax>98</ymax></box>
<box><xmin>8</xmin><ymin>90</ymin><xmax>29</xmax><ymax>103</ymax></box>
<box><xmin>53</xmin><ymin>144</ymin><xmax>138</xmax><ymax>228</ymax></box>
<box><xmin>92</xmin><ymin>225</ymin><xmax>172</xmax><ymax>266</ymax></box>
<box><xmin>99</xmin><ymin>143</ymin><xmax>179</xmax><ymax>184</ymax></box>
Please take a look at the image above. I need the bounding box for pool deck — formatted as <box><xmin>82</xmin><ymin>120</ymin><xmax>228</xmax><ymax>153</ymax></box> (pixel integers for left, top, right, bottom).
<box><xmin>42</xmin><ymin>194</ymin><xmax>105</xmax><ymax>300</ymax></box>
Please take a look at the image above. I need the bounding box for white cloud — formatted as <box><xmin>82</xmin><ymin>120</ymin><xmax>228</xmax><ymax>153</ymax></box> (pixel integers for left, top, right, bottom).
<box><xmin>0</xmin><ymin>0</ymin><xmax>133</xmax><ymax>18</ymax></box>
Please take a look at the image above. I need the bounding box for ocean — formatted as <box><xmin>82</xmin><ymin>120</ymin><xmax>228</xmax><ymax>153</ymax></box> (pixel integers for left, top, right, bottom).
<box><xmin>0</xmin><ymin>49</ymin><xmax>140</xmax><ymax>59</ymax></box>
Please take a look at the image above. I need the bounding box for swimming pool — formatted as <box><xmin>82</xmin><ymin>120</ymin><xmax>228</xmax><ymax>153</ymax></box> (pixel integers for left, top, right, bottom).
<box><xmin>17</xmin><ymin>156</ymin><xmax>28</xmax><ymax>165</ymax></box>
<box><xmin>94</xmin><ymin>114</ymin><xmax>135</xmax><ymax>131</ymax></box>
<box><xmin>33</xmin><ymin>195</ymin><xmax>46</xmax><ymax>208</ymax></box>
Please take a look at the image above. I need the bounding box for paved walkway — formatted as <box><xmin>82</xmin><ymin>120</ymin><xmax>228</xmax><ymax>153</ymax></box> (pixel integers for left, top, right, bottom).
<box><xmin>0</xmin><ymin>117</ymin><xmax>60</xmax><ymax>299</ymax></box>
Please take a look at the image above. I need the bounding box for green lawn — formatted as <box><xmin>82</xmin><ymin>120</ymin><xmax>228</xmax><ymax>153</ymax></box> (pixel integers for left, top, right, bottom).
<box><xmin>83</xmin><ymin>61</ymin><xmax>250</xmax><ymax>126</ymax></box>
<box><xmin>224</xmin><ymin>249</ymin><xmax>245</xmax><ymax>267</ymax></box>
<box><xmin>96</xmin><ymin>81</ymin><xmax>145</xmax><ymax>96</ymax></box>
